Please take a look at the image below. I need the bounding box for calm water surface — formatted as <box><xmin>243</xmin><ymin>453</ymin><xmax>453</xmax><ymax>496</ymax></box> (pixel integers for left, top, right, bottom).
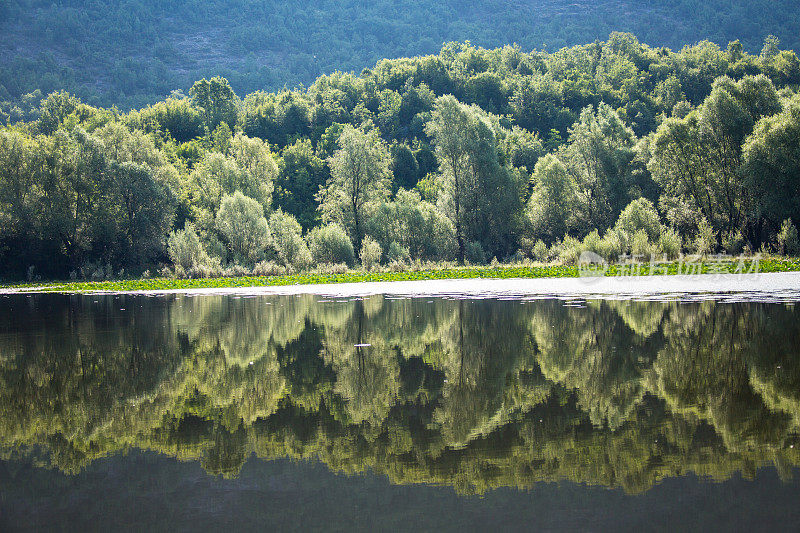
<box><xmin>1</xmin><ymin>293</ymin><xmax>799</xmax><ymax>531</ymax></box>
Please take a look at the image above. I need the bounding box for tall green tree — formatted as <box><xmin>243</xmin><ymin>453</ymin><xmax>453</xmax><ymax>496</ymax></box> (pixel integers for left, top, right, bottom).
<box><xmin>425</xmin><ymin>95</ymin><xmax>522</xmax><ymax>263</ymax></box>
<box><xmin>190</xmin><ymin>77</ymin><xmax>239</xmax><ymax>131</ymax></box>
<box><xmin>559</xmin><ymin>103</ymin><xmax>638</xmax><ymax>234</ymax></box>
<box><xmin>742</xmin><ymin>97</ymin><xmax>800</xmax><ymax>234</ymax></box>
<box><xmin>318</xmin><ymin>125</ymin><xmax>391</xmax><ymax>252</ymax></box>
<box><xmin>526</xmin><ymin>154</ymin><xmax>576</xmax><ymax>243</ymax></box>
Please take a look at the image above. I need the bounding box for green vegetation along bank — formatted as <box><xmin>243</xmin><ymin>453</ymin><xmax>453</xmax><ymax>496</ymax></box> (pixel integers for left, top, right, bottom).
<box><xmin>4</xmin><ymin>257</ymin><xmax>797</xmax><ymax>293</ymax></box>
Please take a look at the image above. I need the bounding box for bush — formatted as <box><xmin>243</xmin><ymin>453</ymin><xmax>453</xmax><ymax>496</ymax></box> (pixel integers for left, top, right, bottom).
<box><xmin>532</xmin><ymin>239</ymin><xmax>549</xmax><ymax>262</ymax></box>
<box><xmin>556</xmin><ymin>236</ymin><xmax>582</xmax><ymax>265</ymax></box>
<box><xmin>581</xmin><ymin>230</ymin><xmax>602</xmax><ymax>255</ymax></box>
<box><xmin>722</xmin><ymin>230</ymin><xmax>744</xmax><ymax>255</ymax></box>
<box><xmin>598</xmin><ymin>230</ymin><xmax>623</xmax><ymax>261</ymax></box>
<box><xmin>168</xmin><ymin>222</ymin><xmax>210</xmax><ymax>270</ymax></box>
<box><xmin>186</xmin><ymin>256</ymin><xmax>224</xmax><ymax>279</ymax></box>
<box><xmin>215</xmin><ymin>191</ymin><xmax>271</xmax><ymax>265</ymax></box>
<box><xmin>253</xmin><ymin>260</ymin><xmax>287</xmax><ymax>277</ymax></box>
<box><xmin>269</xmin><ymin>210</ymin><xmax>312</xmax><ymax>270</ymax></box>
<box><xmin>614</xmin><ymin>198</ymin><xmax>664</xmax><ymax>242</ymax></box>
<box><xmin>386</xmin><ymin>241</ymin><xmax>410</xmax><ymax>264</ymax></box>
<box><xmin>777</xmin><ymin>219</ymin><xmax>800</xmax><ymax>255</ymax></box>
<box><xmin>307</xmin><ymin>223</ymin><xmax>355</xmax><ymax>266</ymax></box>
<box><xmin>657</xmin><ymin>228</ymin><xmax>682</xmax><ymax>259</ymax></box>
<box><xmin>631</xmin><ymin>229</ymin><xmax>653</xmax><ymax>259</ymax></box>
<box><xmin>360</xmin><ymin>236</ymin><xmax>382</xmax><ymax>270</ymax></box>
<box><xmin>463</xmin><ymin>241</ymin><xmax>486</xmax><ymax>265</ymax></box>
<box><xmin>693</xmin><ymin>217</ymin><xmax>715</xmax><ymax>255</ymax></box>
<box><xmin>314</xmin><ymin>262</ymin><xmax>349</xmax><ymax>275</ymax></box>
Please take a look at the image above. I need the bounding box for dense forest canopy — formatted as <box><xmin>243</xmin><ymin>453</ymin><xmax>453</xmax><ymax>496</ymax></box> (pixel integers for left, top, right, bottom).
<box><xmin>1</xmin><ymin>1</ymin><xmax>800</xmax><ymax>109</ymax></box>
<box><xmin>2</xmin><ymin>33</ymin><xmax>800</xmax><ymax>280</ymax></box>
<box><xmin>1</xmin><ymin>295</ymin><xmax>799</xmax><ymax>493</ymax></box>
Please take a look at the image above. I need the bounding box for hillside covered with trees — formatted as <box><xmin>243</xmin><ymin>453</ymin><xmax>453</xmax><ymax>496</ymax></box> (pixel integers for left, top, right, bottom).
<box><xmin>1</xmin><ymin>33</ymin><xmax>800</xmax><ymax>281</ymax></box>
<box><xmin>2</xmin><ymin>0</ymin><xmax>800</xmax><ymax>110</ymax></box>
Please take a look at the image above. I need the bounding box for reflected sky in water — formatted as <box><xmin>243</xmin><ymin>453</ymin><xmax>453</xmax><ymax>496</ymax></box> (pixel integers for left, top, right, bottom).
<box><xmin>1</xmin><ymin>293</ymin><xmax>799</xmax><ymax>530</ymax></box>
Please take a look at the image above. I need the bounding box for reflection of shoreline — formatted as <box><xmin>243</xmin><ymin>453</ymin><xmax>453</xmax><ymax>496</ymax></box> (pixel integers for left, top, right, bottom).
<box><xmin>8</xmin><ymin>272</ymin><xmax>797</xmax><ymax>301</ymax></box>
<box><xmin>1</xmin><ymin>295</ymin><xmax>799</xmax><ymax>495</ymax></box>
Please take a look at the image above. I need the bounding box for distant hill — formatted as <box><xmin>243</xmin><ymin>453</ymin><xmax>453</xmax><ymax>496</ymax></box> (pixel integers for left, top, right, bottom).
<box><xmin>1</xmin><ymin>0</ymin><xmax>799</xmax><ymax>109</ymax></box>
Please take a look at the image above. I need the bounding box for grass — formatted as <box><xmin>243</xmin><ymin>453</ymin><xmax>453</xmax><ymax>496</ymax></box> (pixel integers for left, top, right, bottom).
<box><xmin>3</xmin><ymin>256</ymin><xmax>800</xmax><ymax>293</ymax></box>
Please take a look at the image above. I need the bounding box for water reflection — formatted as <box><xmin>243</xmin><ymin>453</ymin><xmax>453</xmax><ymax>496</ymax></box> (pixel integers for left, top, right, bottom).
<box><xmin>0</xmin><ymin>294</ymin><xmax>798</xmax><ymax>493</ymax></box>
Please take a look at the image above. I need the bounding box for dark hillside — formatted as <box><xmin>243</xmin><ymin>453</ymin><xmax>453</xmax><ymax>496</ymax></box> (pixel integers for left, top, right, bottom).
<box><xmin>1</xmin><ymin>0</ymin><xmax>799</xmax><ymax>108</ymax></box>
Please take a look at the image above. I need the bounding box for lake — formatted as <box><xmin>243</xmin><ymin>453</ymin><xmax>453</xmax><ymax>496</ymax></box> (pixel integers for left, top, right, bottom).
<box><xmin>1</xmin><ymin>292</ymin><xmax>799</xmax><ymax>531</ymax></box>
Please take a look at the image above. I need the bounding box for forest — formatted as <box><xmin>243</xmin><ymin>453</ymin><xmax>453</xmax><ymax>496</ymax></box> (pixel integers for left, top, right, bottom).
<box><xmin>1</xmin><ymin>296</ymin><xmax>799</xmax><ymax>493</ymax></box>
<box><xmin>2</xmin><ymin>33</ymin><xmax>800</xmax><ymax>281</ymax></box>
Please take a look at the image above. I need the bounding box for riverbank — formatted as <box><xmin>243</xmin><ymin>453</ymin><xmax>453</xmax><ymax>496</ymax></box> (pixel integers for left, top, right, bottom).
<box><xmin>2</xmin><ymin>257</ymin><xmax>800</xmax><ymax>297</ymax></box>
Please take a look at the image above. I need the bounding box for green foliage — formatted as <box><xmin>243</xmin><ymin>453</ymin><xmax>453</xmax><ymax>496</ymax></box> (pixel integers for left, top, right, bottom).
<box><xmin>275</xmin><ymin>139</ymin><xmax>326</xmax><ymax>230</ymax></box>
<box><xmin>4</xmin><ymin>32</ymin><xmax>800</xmax><ymax>280</ymax></box>
<box><xmin>168</xmin><ymin>222</ymin><xmax>211</xmax><ymax>271</ymax></box>
<box><xmin>190</xmin><ymin>77</ymin><xmax>239</xmax><ymax>130</ymax></box>
<box><xmin>777</xmin><ymin>219</ymin><xmax>800</xmax><ymax>256</ymax></box>
<box><xmin>614</xmin><ymin>198</ymin><xmax>664</xmax><ymax>243</ymax></box>
<box><xmin>3</xmin><ymin>1</ymin><xmax>800</xmax><ymax>111</ymax></box>
<box><xmin>319</xmin><ymin>125</ymin><xmax>392</xmax><ymax>252</ymax></box>
<box><xmin>742</xmin><ymin>97</ymin><xmax>800</xmax><ymax>231</ymax></box>
<box><xmin>464</xmin><ymin>241</ymin><xmax>487</xmax><ymax>265</ymax></box>
<box><xmin>527</xmin><ymin>154</ymin><xmax>576</xmax><ymax>243</ymax></box>
<box><xmin>366</xmin><ymin>188</ymin><xmax>456</xmax><ymax>262</ymax></box>
<box><xmin>359</xmin><ymin>236</ymin><xmax>382</xmax><ymax>270</ymax></box>
<box><xmin>530</xmin><ymin>240</ymin><xmax>548</xmax><ymax>261</ymax></box>
<box><xmin>307</xmin><ymin>223</ymin><xmax>355</xmax><ymax>266</ymax></box>
<box><xmin>427</xmin><ymin>95</ymin><xmax>521</xmax><ymax>262</ymax></box>
<box><xmin>126</xmin><ymin>97</ymin><xmax>203</xmax><ymax>143</ymax></box>
<box><xmin>268</xmin><ymin>210</ymin><xmax>312</xmax><ymax>270</ymax></box>
<box><xmin>385</xmin><ymin>241</ymin><xmax>410</xmax><ymax>264</ymax></box>
<box><xmin>215</xmin><ymin>191</ymin><xmax>271</xmax><ymax>265</ymax></box>
<box><xmin>693</xmin><ymin>217</ymin><xmax>716</xmax><ymax>255</ymax></box>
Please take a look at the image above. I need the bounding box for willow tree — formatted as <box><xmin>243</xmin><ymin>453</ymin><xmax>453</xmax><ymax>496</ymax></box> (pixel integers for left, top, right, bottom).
<box><xmin>425</xmin><ymin>95</ymin><xmax>522</xmax><ymax>263</ymax></box>
<box><xmin>318</xmin><ymin>124</ymin><xmax>391</xmax><ymax>252</ymax></box>
<box><xmin>742</xmin><ymin>96</ymin><xmax>800</xmax><ymax>234</ymax></box>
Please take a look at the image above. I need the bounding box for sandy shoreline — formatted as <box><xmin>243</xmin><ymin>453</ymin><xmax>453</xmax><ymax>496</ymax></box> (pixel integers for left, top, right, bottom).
<box><xmin>5</xmin><ymin>272</ymin><xmax>800</xmax><ymax>301</ymax></box>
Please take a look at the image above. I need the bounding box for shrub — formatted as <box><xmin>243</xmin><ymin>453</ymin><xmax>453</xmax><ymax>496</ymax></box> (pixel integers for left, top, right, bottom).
<box><xmin>386</xmin><ymin>241</ymin><xmax>410</xmax><ymax>264</ymax></box>
<box><xmin>614</xmin><ymin>198</ymin><xmax>664</xmax><ymax>242</ymax></box>
<box><xmin>269</xmin><ymin>210</ymin><xmax>312</xmax><ymax>270</ymax></box>
<box><xmin>216</xmin><ymin>191</ymin><xmax>272</xmax><ymax>265</ymax></box>
<box><xmin>598</xmin><ymin>230</ymin><xmax>623</xmax><ymax>262</ymax></box>
<box><xmin>314</xmin><ymin>262</ymin><xmax>349</xmax><ymax>275</ymax></box>
<box><xmin>657</xmin><ymin>228</ymin><xmax>682</xmax><ymax>259</ymax></box>
<box><xmin>360</xmin><ymin>236</ymin><xmax>382</xmax><ymax>270</ymax></box>
<box><xmin>307</xmin><ymin>223</ymin><xmax>355</xmax><ymax>266</ymax></box>
<box><xmin>581</xmin><ymin>230</ymin><xmax>602</xmax><ymax>255</ymax></box>
<box><xmin>693</xmin><ymin>217</ymin><xmax>715</xmax><ymax>255</ymax></box>
<box><xmin>722</xmin><ymin>230</ymin><xmax>744</xmax><ymax>255</ymax></box>
<box><xmin>168</xmin><ymin>222</ymin><xmax>210</xmax><ymax>270</ymax></box>
<box><xmin>532</xmin><ymin>239</ymin><xmax>549</xmax><ymax>262</ymax></box>
<box><xmin>224</xmin><ymin>263</ymin><xmax>252</xmax><ymax>278</ymax></box>
<box><xmin>464</xmin><ymin>241</ymin><xmax>487</xmax><ymax>265</ymax></box>
<box><xmin>631</xmin><ymin>229</ymin><xmax>653</xmax><ymax>259</ymax></box>
<box><xmin>777</xmin><ymin>219</ymin><xmax>800</xmax><ymax>256</ymax></box>
<box><xmin>556</xmin><ymin>236</ymin><xmax>582</xmax><ymax>265</ymax></box>
<box><xmin>253</xmin><ymin>260</ymin><xmax>287</xmax><ymax>277</ymax></box>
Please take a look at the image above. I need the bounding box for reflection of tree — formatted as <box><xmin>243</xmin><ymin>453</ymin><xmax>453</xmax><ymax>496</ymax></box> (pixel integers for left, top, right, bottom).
<box><xmin>530</xmin><ymin>300</ymin><xmax>660</xmax><ymax>429</ymax></box>
<box><xmin>651</xmin><ymin>303</ymin><xmax>796</xmax><ymax>451</ymax></box>
<box><xmin>327</xmin><ymin>300</ymin><xmax>400</xmax><ymax>427</ymax></box>
<box><xmin>1</xmin><ymin>295</ymin><xmax>799</xmax><ymax>493</ymax></box>
<box><xmin>433</xmin><ymin>299</ymin><xmax>535</xmax><ymax>446</ymax></box>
